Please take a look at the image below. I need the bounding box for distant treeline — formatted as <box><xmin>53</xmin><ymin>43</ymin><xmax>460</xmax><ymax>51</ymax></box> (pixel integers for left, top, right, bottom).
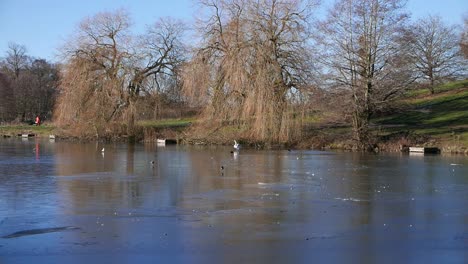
<box><xmin>0</xmin><ymin>43</ymin><xmax>58</xmax><ymax>123</ymax></box>
<box><xmin>1</xmin><ymin>0</ymin><xmax>467</xmax><ymax>149</ymax></box>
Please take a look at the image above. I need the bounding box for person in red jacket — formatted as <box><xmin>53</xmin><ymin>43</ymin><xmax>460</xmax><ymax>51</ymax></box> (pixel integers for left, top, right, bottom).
<box><xmin>35</xmin><ymin>115</ymin><xmax>41</xmax><ymax>126</ymax></box>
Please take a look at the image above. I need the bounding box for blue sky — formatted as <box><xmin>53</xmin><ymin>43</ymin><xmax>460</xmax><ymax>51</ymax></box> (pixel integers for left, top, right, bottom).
<box><xmin>0</xmin><ymin>0</ymin><xmax>467</xmax><ymax>61</ymax></box>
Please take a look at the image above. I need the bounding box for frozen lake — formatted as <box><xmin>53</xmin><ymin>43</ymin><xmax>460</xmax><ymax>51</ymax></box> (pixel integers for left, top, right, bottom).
<box><xmin>1</xmin><ymin>138</ymin><xmax>467</xmax><ymax>263</ymax></box>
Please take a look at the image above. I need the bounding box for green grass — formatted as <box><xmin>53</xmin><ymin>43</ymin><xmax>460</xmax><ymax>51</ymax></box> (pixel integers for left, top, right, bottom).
<box><xmin>0</xmin><ymin>124</ymin><xmax>56</xmax><ymax>136</ymax></box>
<box><xmin>376</xmin><ymin>80</ymin><xmax>468</xmax><ymax>147</ymax></box>
<box><xmin>405</xmin><ymin>79</ymin><xmax>468</xmax><ymax>98</ymax></box>
<box><xmin>435</xmin><ymin>79</ymin><xmax>468</xmax><ymax>92</ymax></box>
<box><xmin>379</xmin><ymin>89</ymin><xmax>468</xmax><ymax>127</ymax></box>
<box><xmin>137</xmin><ymin>118</ymin><xmax>195</xmax><ymax>128</ymax></box>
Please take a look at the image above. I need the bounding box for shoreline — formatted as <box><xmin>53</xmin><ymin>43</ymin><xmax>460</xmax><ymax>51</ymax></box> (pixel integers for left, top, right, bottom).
<box><xmin>2</xmin><ymin>124</ymin><xmax>467</xmax><ymax>155</ymax></box>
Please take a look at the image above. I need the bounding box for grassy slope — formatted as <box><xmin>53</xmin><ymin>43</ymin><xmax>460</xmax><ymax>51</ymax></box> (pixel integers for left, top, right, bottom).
<box><xmin>0</xmin><ymin>124</ymin><xmax>56</xmax><ymax>137</ymax></box>
<box><xmin>376</xmin><ymin>80</ymin><xmax>468</xmax><ymax>149</ymax></box>
<box><xmin>137</xmin><ymin>118</ymin><xmax>194</xmax><ymax>128</ymax></box>
<box><xmin>0</xmin><ymin>118</ymin><xmax>194</xmax><ymax>138</ymax></box>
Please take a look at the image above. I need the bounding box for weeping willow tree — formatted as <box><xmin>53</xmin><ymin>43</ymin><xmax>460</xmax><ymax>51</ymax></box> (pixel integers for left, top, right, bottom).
<box><xmin>183</xmin><ymin>0</ymin><xmax>317</xmax><ymax>143</ymax></box>
<box><xmin>55</xmin><ymin>10</ymin><xmax>185</xmax><ymax>138</ymax></box>
<box><xmin>55</xmin><ymin>10</ymin><xmax>131</xmax><ymax>138</ymax></box>
<box><xmin>55</xmin><ymin>56</ymin><xmax>127</xmax><ymax>137</ymax></box>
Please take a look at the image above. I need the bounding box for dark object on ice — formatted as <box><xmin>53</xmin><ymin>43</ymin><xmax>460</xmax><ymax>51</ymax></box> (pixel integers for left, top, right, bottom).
<box><xmin>2</xmin><ymin>226</ymin><xmax>80</xmax><ymax>239</ymax></box>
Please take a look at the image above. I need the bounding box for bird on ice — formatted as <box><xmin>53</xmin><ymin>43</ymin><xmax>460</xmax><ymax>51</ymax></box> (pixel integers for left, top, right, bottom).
<box><xmin>233</xmin><ymin>140</ymin><xmax>240</xmax><ymax>150</ymax></box>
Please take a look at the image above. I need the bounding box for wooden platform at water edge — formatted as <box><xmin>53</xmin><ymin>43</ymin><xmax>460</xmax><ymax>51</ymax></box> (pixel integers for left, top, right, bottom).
<box><xmin>409</xmin><ymin>147</ymin><xmax>440</xmax><ymax>154</ymax></box>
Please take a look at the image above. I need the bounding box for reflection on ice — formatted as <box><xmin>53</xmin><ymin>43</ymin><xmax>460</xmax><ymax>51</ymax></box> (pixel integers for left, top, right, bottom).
<box><xmin>1</xmin><ymin>139</ymin><xmax>468</xmax><ymax>263</ymax></box>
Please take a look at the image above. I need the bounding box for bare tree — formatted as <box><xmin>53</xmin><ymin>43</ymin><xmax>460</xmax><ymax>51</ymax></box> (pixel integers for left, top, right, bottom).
<box><xmin>246</xmin><ymin>0</ymin><xmax>317</xmax><ymax>142</ymax></box>
<box><xmin>55</xmin><ymin>10</ymin><xmax>186</xmax><ymax>138</ymax></box>
<box><xmin>127</xmin><ymin>18</ymin><xmax>186</xmax><ymax>133</ymax></box>
<box><xmin>1</xmin><ymin>42</ymin><xmax>29</xmax><ymax>121</ymax></box>
<box><xmin>29</xmin><ymin>59</ymin><xmax>59</xmax><ymax>119</ymax></box>
<box><xmin>0</xmin><ymin>72</ymin><xmax>15</xmax><ymax>122</ymax></box>
<box><xmin>183</xmin><ymin>0</ymin><xmax>248</xmax><ymax>123</ymax></box>
<box><xmin>461</xmin><ymin>15</ymin><xmax>468</xmax><ymax>59</ymax></box>
<box><xmin>55</xmin><ymin>9</ymin><xmax>132</xmax><ymax>137</ymax></box>
<box><xmin>183</xmin><ymin>0</ymin><xmax>317</xmax><ymax>143</ymax></box>
<box><xmin>8</xmin><ymin>59</ymin><xmax>58</xmax><ymax>122</ymax></box>
<box><xmin>407</xmin><ymin>15</ymin><xmax>465</xmax><ymax>93</ymax></box>
<box><xmin>1</xmin><ymin>44</ymin><xmax>58</xmax><ymax>122</ymax></box>
<box><xmin>13</xmin><ymin>71</ymin><xmax>37</xmax><ymax>121</ymax></box>
<box><xmin>317</xmin><ymin>0</ymin><xmax>413</xmax><ymax>150</ymax></box>
<box><xmin>5</xmin><ymin>42</ymin><xmax>28</xmax><ymax>79</ymax></box>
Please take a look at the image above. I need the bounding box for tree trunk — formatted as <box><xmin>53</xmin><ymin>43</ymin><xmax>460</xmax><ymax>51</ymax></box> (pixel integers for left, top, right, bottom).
<box><xmin>126</xmin><ymin>97</ymin><xmax>137</xmax><ymax>140</ymax></box>
<box><xmin>429</xmin><ymin>78</ymin><xmax>435</xmax><ymax>94</ymax></box>
<box><xmin>352</xmin><ymin>80</ymin><xmax>372</xmax><ymax>150</ymax></box>
<box><xmin>271</xmin><ymin>92</ymin><xmax>286</xmax><ymax>142</ymax></box>
<box><xmin>210</xmin><ymin>70</ymin><xmax>226</xmax><ymax>121</ymax></box>
<box><xmin>429</xmin><ymin>67</ymin><xmax>435</xmax><ymax>94</ymax></box>
<box><xmin>352</xmin><ymin>107</ymin><xmax>371</xmax><ymax>150</ymax></box>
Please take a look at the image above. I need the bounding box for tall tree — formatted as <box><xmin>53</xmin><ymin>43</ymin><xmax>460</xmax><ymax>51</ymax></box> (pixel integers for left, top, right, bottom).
<box><xmin>460</xmin><ymin>15</ymin><xmax>468</xmax><ymax>59</ymax></box>
<box><xmin>183</xmin><ymin>0</ymin><xmax>249</xmax><ymax>124</ymax></box>
<box><xmin>5</xmin><ymin>42</ymin><xmax>28</xmax><ymax>79</ymax></box>
<box><xmin>317</xmin><ymin>0</ymin><xmax>413</xmax><ymax>150</ymax></box>
<box><xmin>318</xmin><ymin>0</ymin><xmax>411</xmax><ymax>150</ymax></box>
<box><xmin>127</xmin><ymin>18</ymin><xmax>186</xmax><ymax>134</ymax></box>
<box><xmin>407</xmin><ymin>15</ymin><xmax>465</xmax><ymax>93</ymax></box>
<box><xmin>55</xmin><ymin>10</ymin><xmax>185</xmax><ymax>138</ymax></box>
<box><xmin>29</xmin><ymin>59</ymin><xmax>59</xmax><ymax>118</ymax></box>
<box><xmin>2</xmin><ymin>42</ymin><xmax>29</xmax><ymax>121</ymax></box>
<box><xmin>246</xmin><ymin>0</ymin><xmax>316</xmax><ymax>142</ymax></box>
<box><xmin>9</xmin><ymin>59</ymin><xmax>58</xmax><ymax>121</ymax></box>
<box><xmin>55</xmin><ymin>9</ymin><xmax>132</xmax><ymax>137</ymax></box>
<box><xmin>0</xmin><ymin>72</ymin><xmax>15</xmax><ymax>121</ymax></box>
<box><xmin>1</xmin><ymin>44</ymin><xmax>58</xmax><ymax>122</ymax></box>
<box><xmin>183</xmin><ymin>0</ymin><xmax>316</xmax><ymax>143</ymax></box>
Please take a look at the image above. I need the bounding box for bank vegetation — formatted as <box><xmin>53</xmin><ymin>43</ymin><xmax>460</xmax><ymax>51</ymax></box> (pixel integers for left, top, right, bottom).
<box><xmin>1</xmin><ymin>0</ymin><xmax>467</xmax><ymax>151</ymax></box>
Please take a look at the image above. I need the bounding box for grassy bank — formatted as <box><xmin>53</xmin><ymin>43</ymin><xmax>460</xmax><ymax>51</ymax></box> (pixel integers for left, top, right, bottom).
<box><xmin>373</xmin><ymin>80</ymin><xmax>468</xmax><ymax>153</ymax></box>
<box><xmin>2</xmin><ymin>80</ymin><xmax>467</xmax><ymax>153</ymax></box>
<box><xmin>137</xmin><ymin>118</ymin><xmax>194</xmax><ymax>142</ymax></box>
<box><xmin>0</xmin><ymin>124</ymin><xmax>56</xmax><ymax>137</ymax></box>
<box><xmin>137</xmin><ymin>80</ymin><xmax>468</xmax><ymax>152</ymax></box>
<box><xmin>0</xmin><ymin>118</ymin><xmax>193</xmax><ymax>140</ymax></box>
<box><xmin>298</xmin><ymin>80</ymin><xmax>468</xmax><ymax>153</ymax></box>
<box><xmin>137</xmin><ymin>118</ymin><xmax>194</xmax><ymax>129</ymax></box>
